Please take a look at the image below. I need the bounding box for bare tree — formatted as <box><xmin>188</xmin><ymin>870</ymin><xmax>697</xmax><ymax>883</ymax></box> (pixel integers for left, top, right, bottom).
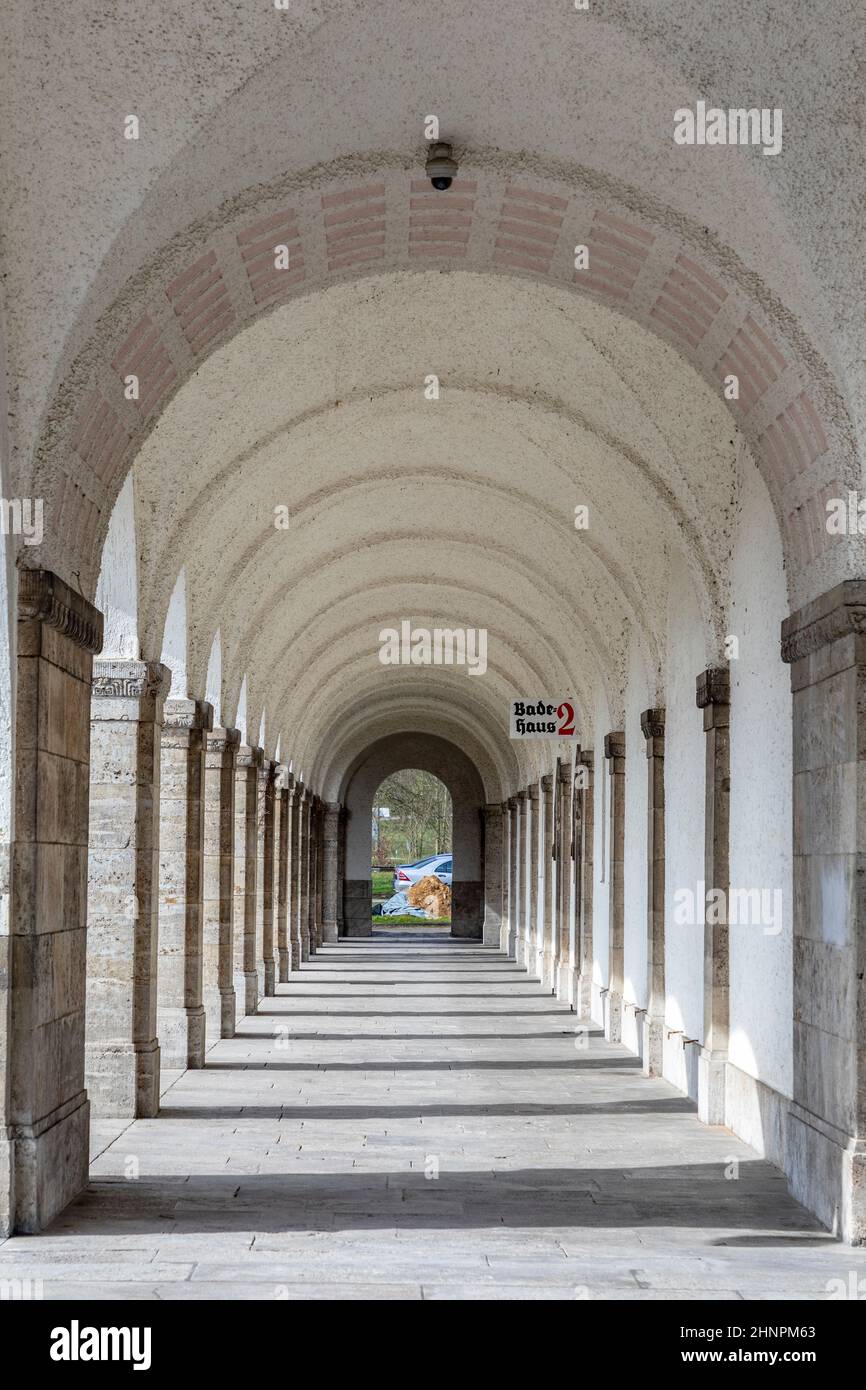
<box><xmin>374</xmin><ymin>769</ymin><xmax>452</xmax><ymax>861</ymax></box>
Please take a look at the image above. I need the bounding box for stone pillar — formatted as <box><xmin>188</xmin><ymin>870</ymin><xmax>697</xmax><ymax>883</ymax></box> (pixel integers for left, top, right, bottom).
<box><xmin>337</xmin><ymin>806</ymin><xmax>348</xmax><ymax>937</ymax></box>
<box><xmin>289</xmin><ymin>779</ymin><xmax>303</xmax><ymax>969</ymax></box>
<box><xmin>555</xmin><ymin>759</ymin><xmax>573</xmax><ymax>998</ymax></box>
<box><xmin>202</xmin><ymin>727</ymin><xmax>239</xmax><ymax>1040</ymax></box>
<box><xmin>157</xmin><ymin>698</ymin><xmax>212</xmax><ymax>1071</ymax></box>
<box><xmin>482</xmin><ymin>803</ymin><xmax>504</xmax><ymax>947</ymax></box>
<box><xmin>505</xmin><ymin>797</ymin><xmax>520</xmax><ymax>959</ymax></box>
<box><xmin>567</xmin><ymin>763</ymin><xmax>583</xmax><ymax>1008</ymax></box>
<box><xmin>233</xmin><ymin>745</ymin><xmax>263</xmax><ymax>1017</ymax></box>
<box><xmin>514</xmin><ymin>790</ymin><xmax>527</xmax><ymax>966</ymax></box>
<box><xmin>539</xmin><ymin>773</ymin><xmax>555</xmax><ymax>989</ymax></box>
<box><xmin>641</xmin><ymin>709</ymin><xmax>666</xmax><ymax>1076</ymax></box>
<box><xmin>279</xmin><ymin>773</ymin><xmax>294</xmax><ymax>979</ymax></box>
<box><xmin>315</xmin><ymin>798</ymin><xmax>325</xmax><ymax>947</ymax></box>
<box><xmin>260</xmin><ymin>760</ymin><xmax>277</xmax><ymax>997</ymax></box>
<box><xmin>576</xmin><ymin>751</ymin><xmax>594</xmax><ymax>1018</ymax></box>
<box><xmin>323</xmin><ymin>802</ymin><xmax>341</xmax><ymax>942</ymax></box>
<box><xmin>696</xmin><ymin>669</ymin><xmax>730</xmax><ymax>1125</ymax></box>
<box><xmin>297</xmin><ymin>784</ymin><xmax>311</xmax><ymax>962</ymax></box>
<box><xmin>307</xmin><ymin>795</ymin><xmax>319</xmax><ymax>952</ymax></box>
<box><xmin>604</xmin><ymin>732</ymin><xmax>625</xmax><ymax>1042</ymax></box>
<box><xmin>781</xmin><ymin>583</ymin><xmax>866</xmax><ymax>1241</ymax></box>
<box><xmin>86</xmin><ymin>659</ymin><xmax>170</xmax><ymax>1119</ymax></box>
<box><xmin>526</xmin><ymin>783</ymin><xmax>540</xmax><ymax>975</ymax></box>
<box><xmin>2</xmin><ymin>572</ymin><xmax>102</xmax><ymax>1235</ymax></box>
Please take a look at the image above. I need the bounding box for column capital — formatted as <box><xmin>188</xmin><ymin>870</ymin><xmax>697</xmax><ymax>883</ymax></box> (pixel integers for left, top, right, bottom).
<box><xmin>515</xmin><ymin>789</ymin><xmax>526</xmax><ymax>804</ymax></box>
<box><xmin>695</xmin><ymin>667</ymin><xmax>729</xmax><ymax>708</ymax></box>
<box><xmin>484</xmin><ymin>801</ymin><xmax>504</xmax><ymax>816</ymax></box>
<box><xmin>577</xmin><ymin>749</ymin><xmax>594</xmax><ymax>770</ymax></box>
<box><xmin>604</xmin><ymin>731</ymin><xmax>625</xmax><ymax>764</ymax></box>
<box><xmin>18</xmin><ymin>567</ymin><xmax>103</xmax><ymax>653</ymax></box>
<box><xmin>526</xmin><ymin>783</ymin><xmax>539</xmax><ymax>801</ymax></box>
<box><xmin>696</xmin><ymin>668</ymin><xmax>729</xmax><ymax>731</ymax></box>
<box><xmin>91</xmin><ymin>659</ymin><xmax>170</xmax><ymax>721</ymax></box>
<box><xmin>206</xmin><ymin>725</ymin><xmax>240</xmax><ymax>755</ymax></box>
<box><xmin>640</xmin><ymin>707</ymin><xmax>665</xmax><ymax>743</ymax></box>
<box><xmin>506</xmin><ymin>795</ymin><xmax>519</xmax><ymax>811</ymax></box>
<box><xmin>236</xmin><ymin>744</ymin><xmax>264</xmax><ymax>771</ymax></box>
<box><xmin>557</xmin><ymin>758</ymin><xmax>572</xmax><ymax>783</ymax></box>
<box><xmin>781</xmin><ymin>578</ymin><xmax>866</xmax><ymax>665</ymax></box>
<box><xmin>163</xmin><ymin>697</ymin><xmax>213</xmax><ymax>732</ymax></box>
<box><xmin>540</xmin><ymin>774</ymin><xmax>554</xmax><ymax>793</ymax></box>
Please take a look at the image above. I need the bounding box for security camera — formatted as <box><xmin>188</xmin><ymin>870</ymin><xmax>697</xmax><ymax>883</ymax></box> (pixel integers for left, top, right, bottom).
<box><xmin>425</xmin><ymin>141</ymin><xmax>458</xmax><ymax>191</ymax></box>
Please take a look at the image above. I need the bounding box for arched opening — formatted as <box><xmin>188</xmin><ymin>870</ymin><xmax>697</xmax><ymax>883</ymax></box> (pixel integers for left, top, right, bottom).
<box><xmin>372</xmin><ymin>769</ymin><xmax>453</xmax><ymax>929</ymax></box>
<box><xmin>340</xmin><ymin>733</ymin><xmax>485</xmax><ymax>940</ymax></box>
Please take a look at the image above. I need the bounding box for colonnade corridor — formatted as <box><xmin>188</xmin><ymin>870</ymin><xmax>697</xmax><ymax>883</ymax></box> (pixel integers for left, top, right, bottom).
<box><xmin>1</xmin><ymin>932</ymin><xmax>860</xmax><ymax>1302</ymax></box>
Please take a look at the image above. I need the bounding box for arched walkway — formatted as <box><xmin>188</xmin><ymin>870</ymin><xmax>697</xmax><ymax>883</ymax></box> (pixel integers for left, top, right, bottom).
<box><xmin>2</xmin><ymin>3</ymin><xmax>866</xmax><ymax>1296</ymax></box>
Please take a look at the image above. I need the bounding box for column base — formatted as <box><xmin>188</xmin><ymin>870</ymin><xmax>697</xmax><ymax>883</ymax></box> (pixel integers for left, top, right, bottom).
<box><xmin>85</xmin><ymin>1040</ymin><xmax>160</xmax><ymax>1120</ymax></box>
<box><xmin>604</xmin><ymin>990</ymin><xmax>622</xmax><ymax>1043</ymax></box>
<box><xmin>157</xmin><ymin>1005</ymin><xmax>206</xmax><ymax>1071</ymax></box>
<box><xmin>642</xmin><ymin>1015</ymin><xmax>664</xmax><ymax>1077</ymax></box>
<box><xmin>263</xmin><ymin>959</ymin><xmax>276</xmax><ymax>997</ymax></box>
<box><xmin>786</xmin><ymin>1105</ymin><xmax>866</xmax><ymax>1244</ymax></box>
<box><xmin>540</xmin><ymin>949</ymin><xmax>556</xmax><ymax>992</ymax></box>
<box><xmin>3</xmin><ymin>1092</ymin><xmax>90</xmax><ymax>1235</ymax></box>
<box><xmin>279</xmin><ymin>947</ymin><xmax>290</xmax><ymax>982</ymax></box>
<box><xmin>555</xmin><ymin>960</ymin><xmax>572</xmax><ymax>1002</ymax></box>
<box><xmin>323</xmin><ymin>920</ymin><xmax>338</xmax><ymax>943</ymax></box>
<box><xmin>576</xmin><ymin>968</ymin><xmax>592</xmax><ymax>1019</ymax></box>
<box><xmin>235</xmin><ymin>970</ymin><xmax>260</xmax><ymax>1016</ymax></box>
<box><xmin>698</xmin><ymin>1048</ymin><xmax>727</xmax><ymax>1125</ymax></box>
<box><xmin>203</xmin><ymin>986</ymin><xmax>236</xmax><ymax>1040</ymax></box>
<box><xmin>300</xmin><ymin>938</ymin><xmax>310</xmax><ymax>962</ymax></box>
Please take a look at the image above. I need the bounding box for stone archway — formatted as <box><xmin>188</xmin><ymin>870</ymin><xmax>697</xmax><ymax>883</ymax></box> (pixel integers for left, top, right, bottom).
<box><xmin>339</xmin><ymin>732</ymin><xmax>486</xmax><ymax>939</ymax></box>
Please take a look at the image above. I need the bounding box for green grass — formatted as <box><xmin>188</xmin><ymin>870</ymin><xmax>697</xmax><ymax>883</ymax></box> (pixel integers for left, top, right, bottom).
<box><xmin>371</xmin><ymin>870</ymin><xmax>393</xmax><ymax>897</ymax></box>
<box><xmin>373</xmin><ymin>915</ymin><xmax>450</xmax><ymax>927</ymax></box>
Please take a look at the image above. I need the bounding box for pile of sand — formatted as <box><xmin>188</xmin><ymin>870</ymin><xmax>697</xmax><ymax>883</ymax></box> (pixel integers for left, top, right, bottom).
<box><xmin>405</xmin><ymin>873</ymin><xmax>452</xmax><ymax>919</ymax></box>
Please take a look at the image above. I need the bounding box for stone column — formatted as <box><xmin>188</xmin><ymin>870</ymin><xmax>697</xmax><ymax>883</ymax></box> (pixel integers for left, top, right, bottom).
<box><xmin>506</xmin><ymin>797</ymin><xmax>520</xmax><ymax>959</ymax></box>
<box><xmin>482</xmin><ymin>803</ymin><xmax>504</xmax><ymax>947</ymax></box>
<box><xmin>781</xmin><ymin>583</ymin><xmax>866</xmax><ymax>1241</ymax></box>
<box><xmin>260</xmin><ymin>760</ymin><xmax>278</xmax><ymax>997</ymax></box>
<box><xmin>157</xmin><ymin>698</ymin><xmax>212</xmax><ymax>1071</ymax></box>
<box><xmin>641</xmin><ymin>709</ymin><xmax>666</xmax><ymax>1076</ymax></box>
<box><xmin>202</xmin><ymin>726</ymin><xmax>239</xmax><ymax>1040</ymax></box>
<box><xmin>567</xmin><ymin>763</ymin><xmax>583</xmax><ymax>1008</ymax></box>
<box><xmin>539</xmin><ymin>773</ymin><xmax>556</xmax><ymax>989</ymax></box>
<box><xmin>315</xmin><ymin>798</ymin><xmax>325</xmax><ymax>947</ymax></box>
<box><xmin>307</xmin><ymin>795</ymin><xmax>320</xmax><ymax>952</ymax></box>
<box><xmin>86</xmin><ymin>659</ymin><xmax>170</xmax><ymax>1119</ymax></box>
<box><xmin>2</xmin><ymin>572</ymin><xmax>102</xmax><ymax>1234</ymax></box>
<box><xmin>696</xmin><ymin>669</ymin><xmax>730</xmax><ymax>1125</ymax></box>
<box><xmin>514</xmin><ymin>793</ymin><xmax>528</xmax><ymax>965</ymax></box>
<box><xmin>555</xmin><ymin>759</ymin><xmax>573</xmax><ymax>998</ymax></box>
<box><xmin>278</xmin><ymin>773</ymin><xmax>294</xmax><ymax>979</ymax></box>
<box><xmin>297</xmin><ymin>784</ymin><xmax>311</xmax><ymax>962</ymax></box>
<box><xmin>526</xmin><ymin>783</ymin><xmax>540</xmax><ymax>975</ymax></box>
<box><xmin>233</xmin><ymin>745</ymin><xmax>263</xmax><ymax>1017</ymax></box>
<box><xmin>289</xmin><ymin>779</ymin><xmax>303</xmax><ymax>969</ymax></box>
<box><xmin>604</xmin><ymin>732</ymin><xmax>625</xmax><ymax>1042</ymax></box>
<box><xmin>322</xmin><ymin>802</ymin><xmax>341</xmax><ymax>942</ymax></box>
<box><xmin>576</xmin><ymin>751</ymin><xmax>594</xmax><ymax>1018</ymax></box>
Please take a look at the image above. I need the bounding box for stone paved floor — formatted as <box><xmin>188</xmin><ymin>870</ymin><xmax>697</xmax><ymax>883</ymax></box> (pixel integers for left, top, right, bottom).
<box><xmin>4</xmin><ymin>934</ymin><xmax>866</xmax><ymax>1300</ymax></box>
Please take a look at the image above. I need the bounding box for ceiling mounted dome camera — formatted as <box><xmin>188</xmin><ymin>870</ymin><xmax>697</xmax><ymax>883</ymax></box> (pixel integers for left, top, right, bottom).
<box><xmin>425</xmin><ymin>141</ymin><xmax>458</xmax><ymax>191</ymax></box>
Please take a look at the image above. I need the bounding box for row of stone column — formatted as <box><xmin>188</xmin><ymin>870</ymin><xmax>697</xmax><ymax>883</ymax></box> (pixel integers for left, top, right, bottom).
<box><xmin>84</xmin><ymin>660</ymin><xmax>330</xmax><ymax>1123</ymax></box>
<box><xmin>486</xmin><ymin>669</ymin><xmax>730</xmax><ymax>1127</ymax></box>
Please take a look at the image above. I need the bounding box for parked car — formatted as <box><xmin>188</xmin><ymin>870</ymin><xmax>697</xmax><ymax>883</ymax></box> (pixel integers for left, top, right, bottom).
<box><xmin>393</xmin><ymin>854</ymin><xmax>453</xmax><ymax>892</ymax></box>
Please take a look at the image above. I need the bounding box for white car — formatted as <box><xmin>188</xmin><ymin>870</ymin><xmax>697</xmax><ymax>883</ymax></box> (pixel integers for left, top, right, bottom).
<box><xmin>392</xmin><ymin>854</ymin><xmax>453</xmax><ymax>893</ymax></box>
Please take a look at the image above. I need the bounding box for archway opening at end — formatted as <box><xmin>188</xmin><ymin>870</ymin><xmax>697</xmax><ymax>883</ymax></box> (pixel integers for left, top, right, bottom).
<box><xmin>372</xmin><ymin>769</ymin><xmax>453</xmax><ymax>930</ymax></box>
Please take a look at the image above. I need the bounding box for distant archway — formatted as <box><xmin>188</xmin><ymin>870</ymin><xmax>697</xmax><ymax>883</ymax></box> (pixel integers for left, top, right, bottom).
<box><xmin>340</xmin><ymin>732</ymin><xmax>485</xmax><ymax>939</ymax></box>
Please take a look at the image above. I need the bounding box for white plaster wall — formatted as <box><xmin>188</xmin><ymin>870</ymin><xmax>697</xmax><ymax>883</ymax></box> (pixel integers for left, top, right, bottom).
<box><xmin>663</xmin><ymin>552</ymin><xmax>706</xmax><ymax>1094</ymax></box>
<box><xmin>623</xmin><ymin>632</ymin><xmax>649</xmax><ymax>1014</ymax></box>
<box><xmin>95</xmin><ymin>474</ymin><xmax>139</xmax><ymax>659</ymax></box>
<box><xmin>728</xmin><ymin>459</ymin><xmax>793</xmax><ymax>1102</ymax></box>
<box><xmin>161</xmin><ymin>568</ymin><xmax>188</xmax><ymax>697</ymax></box>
